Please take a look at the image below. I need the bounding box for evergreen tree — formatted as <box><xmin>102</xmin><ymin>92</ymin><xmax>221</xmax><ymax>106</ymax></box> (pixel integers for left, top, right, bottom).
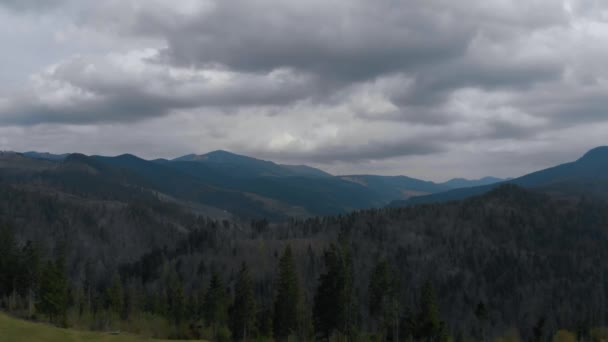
<box><xmin>38</xmin><ymin>259</ymin><xmax>68</xmax><ymax>325</ymax></box>
<box><xmin>273</xmin><ymin>245</ymin><xmax>301</xmax><ymax>341</ymax></box>
<box><xmin>21</xmin><ymin>241</ymin><xmax>42</xmax><ymax>317</ymax></box>
<box><xmin>313</xmin><ymin>243</ymin><xmax>355</xmax><ymax>341</ymax></box>
<box><xmin>416</xmin><ymin>281</ymin><xmax>445</xmax><ymax>342</ymax></box>
<box><xmin>203</xmin><ymin>271</ymin><xmax>229</xmax><ymax>334</ymax></box>
<box><xmin>0</xmin><ymin>225</ymin><xmax>19</xmax><ymax>302</ymax></box>
<box><xmin>231</xmin><ymin>262</ymin><xmax>257</xmax><ymax>341</ymax></box>
<box><xmin>369</xmin><ymin>259</ymin><xmax>399</xmax><ymax>341</ymax></box>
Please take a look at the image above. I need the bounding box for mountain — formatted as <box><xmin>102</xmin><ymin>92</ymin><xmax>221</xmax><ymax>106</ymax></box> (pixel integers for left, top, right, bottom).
<box><xmin>279</xmin><ymin>164</ymin><xmax>333</xmax><ymax>177</ymax></box>
<box><xmin>440</xmin><ymin>176</ymin><xmax>504</xmax><ymax>189</ymax></box>
<box><xmin>5</xmin><ymin>148</ymin><xmax>608</xmax><ymax>339</ymax></box>
<box><xmin>339</xmin><ymin>174</ymin><xmax>450</xmax><ymax>200</ymax></box>
<box><xmin>1</xmin><ymin>149</ymin><xmax>515</xmax><ymax>218</ymax></box>
<box><xmin>390</xmin><ymin>146</ymin><xmax>608</xmax><ymax>207</ymax></box>
<box><xmin>164</xmin><ymin>158</ymin><xmax>386</xmax><ymax>215</ymax></box>
<box><xmin>0</xmin><ymin>151</ymin><xmax>55</xmax><ymax>171</ymax></box>
<box><xmin>22</xmin><ymin>151</ymin><xmax>69</xmax><ymax>161</ymax></box>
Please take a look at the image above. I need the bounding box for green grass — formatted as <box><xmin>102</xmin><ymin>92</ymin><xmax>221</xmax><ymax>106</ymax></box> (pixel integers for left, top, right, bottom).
<box><xmin>0</xmin><ymin>312</ymin><xmax>205</xmax><ymax>342</ymax></box>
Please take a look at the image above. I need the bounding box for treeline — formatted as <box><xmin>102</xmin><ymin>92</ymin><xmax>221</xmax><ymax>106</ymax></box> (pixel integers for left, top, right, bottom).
<box><xmin>4</xmin><ymin>185</ymin><xmax>608</xmax><ymax>341</ymax></box>
<box><xmin>1</xmin><ymin>222</ymin><xmax>448</xmax><ymax>341</ymax></box>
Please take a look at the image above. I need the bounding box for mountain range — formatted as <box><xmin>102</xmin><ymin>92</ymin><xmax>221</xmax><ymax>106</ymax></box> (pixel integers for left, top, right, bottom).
<box><xmin>0</xmin><ymin>149</ymin><xmax>504</xmax><ymax>219</ymax></box>
<box><xmin>389</xmin><ymin>146</ymin><xmax>608</xmax><ymax>207</ymax></box>
<box><xmin>4</xmin><ymin>147</ymin><xmax>608</xmax><ymax>219</ymax></box>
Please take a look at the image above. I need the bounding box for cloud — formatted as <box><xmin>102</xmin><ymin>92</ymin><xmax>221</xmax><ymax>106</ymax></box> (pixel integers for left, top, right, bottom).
<box><xmin>1</xmin><ymin>0</ymin><xmax>608</xmax><ymax>179</ymax></box>
<box><xmin>0</xmin><ymin>0</ymin><xmax>67</xmax><ymax>13</ymax></box>
<box><xmin>0</xmin><ymin>50</ymin><xmax>320</xmax><ymax>125</ymax></box>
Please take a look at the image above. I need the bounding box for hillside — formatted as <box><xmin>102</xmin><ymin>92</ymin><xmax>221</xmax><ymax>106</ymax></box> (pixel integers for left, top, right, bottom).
<box><xmin>390</xmin><ymin>146</ymin><xmax>608</xmax><ymax>207</ymax></box>
<box><xmin>4</xmin><ymin>151</ymin><xmax>459</xmax><ymax>219</ymax></box>
<box><xmin>439</xmin><ymin>176</ymin><xmax>505</xmax><ymax>189</ymax></box>
<box><xmin>3</xmin><ymin>172</ymin><xmax>608</xmax><ymax>340</ymax></box>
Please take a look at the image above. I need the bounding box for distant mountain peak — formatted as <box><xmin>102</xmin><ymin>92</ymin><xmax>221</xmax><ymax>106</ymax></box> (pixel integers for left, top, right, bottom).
<box><xmin>22</xmin><ymin>151</ymin><xmax>69</xmax><ymax>161</ymax></box>
<box><xmin>206</xmin><ymin>149</ymin><xmax>236</xmax><ymax>156</ymax></box>
<box><xmin>173</xmin><ymin>150</ymin><xmax>246</xmax><ymax>162</ymax></box>
<box><xmin>113</xmin><ymin>153</ymin><xmax>144</xmax><ymax>161</ymax></box>
<box><xmin>440</xmin><ymin>176</ymin><xmax>504</xmax><ymax>189</ymax></box>
<box><xmin>578</xmin><ymin>146</ymin><xmax>608</xmax><ymax>163</ymax></box>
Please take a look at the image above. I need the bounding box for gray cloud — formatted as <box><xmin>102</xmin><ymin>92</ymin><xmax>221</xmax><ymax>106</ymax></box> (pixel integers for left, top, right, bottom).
<box><xmin>0</xmin><ymin>0</ymin><xmax>65</xmax><ymax>12</ymax></box>
<box><xmin>241</xmin><ymin>139</ymin><xmax>445</xmax><ymax>164</ymax></box>
<box><xmin>0</xmin><ymin>54</ymin><xmax>321</xmax><ymax>125</ymax></box>
<box><xmin>1</xmin><ymin>0</ymin><xmax>608</xmax><ymax>179</ymax></box>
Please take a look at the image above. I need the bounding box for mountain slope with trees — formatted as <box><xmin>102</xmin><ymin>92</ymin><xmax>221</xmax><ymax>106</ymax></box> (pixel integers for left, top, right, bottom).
<box><xmin>3</xmin><ymin>183</ymin><xmax>608</xmax><ymax>340</ymax></box>
<box><xmin>390</xmin><ymin>146</ymin><xmax>608</xmax><ymax>207</ymax></box>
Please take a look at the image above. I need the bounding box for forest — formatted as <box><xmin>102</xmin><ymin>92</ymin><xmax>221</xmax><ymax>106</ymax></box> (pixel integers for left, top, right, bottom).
<box><xmin>2</xmin><ymin>184</ymin><xmax>608</xmax><ymax>341</ymax></box>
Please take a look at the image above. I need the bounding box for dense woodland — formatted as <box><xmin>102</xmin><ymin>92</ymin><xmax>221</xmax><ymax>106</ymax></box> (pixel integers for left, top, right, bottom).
<box><xmin>2</xmin><ymin>183</ymin><xmax>608</xmax><ymax>341</ymax></box>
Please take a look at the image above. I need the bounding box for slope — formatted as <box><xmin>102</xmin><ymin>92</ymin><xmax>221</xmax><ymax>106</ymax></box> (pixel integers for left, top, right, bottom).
<box><xmin>390</xmin><ymin>146</ymin><xmax>608</xmax><ymax>207</ymax></box>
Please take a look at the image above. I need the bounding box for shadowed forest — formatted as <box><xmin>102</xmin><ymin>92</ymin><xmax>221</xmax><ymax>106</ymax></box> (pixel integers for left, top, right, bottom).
<box><xmin>2</xmin><ymin>184</ymin><xmax>608</xmax><ymax>341</ymax></box>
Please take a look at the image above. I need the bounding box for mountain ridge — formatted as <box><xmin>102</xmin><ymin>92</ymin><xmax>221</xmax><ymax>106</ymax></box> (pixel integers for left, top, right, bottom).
<box><xmin>390</xmin><ymin>146</ymin><xmax>608</xmax><ymax>207</ymax></box>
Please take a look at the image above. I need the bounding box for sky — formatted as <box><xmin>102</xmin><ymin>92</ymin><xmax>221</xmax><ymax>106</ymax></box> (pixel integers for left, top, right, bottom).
<box><xmin>0</xmin><ymin>0</ymin><xmax>607</xmax><ymax>181</ymax></box>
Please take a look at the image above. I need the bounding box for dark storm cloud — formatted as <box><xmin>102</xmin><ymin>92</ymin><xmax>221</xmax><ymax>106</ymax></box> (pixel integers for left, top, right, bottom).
<box><xmin>0</xmin><ymin>0</ymin><xmax>576</xmax><ymax>126</ymax></box>
<box><xmin>1</xmin><ymin>0</ymin><xmax>608</xmax><ymax>178</ymax></box>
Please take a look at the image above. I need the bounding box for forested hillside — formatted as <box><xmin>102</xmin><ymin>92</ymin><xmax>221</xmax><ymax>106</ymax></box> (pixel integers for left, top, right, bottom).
<box><xmin>392</xmin><ymin>146</ymin><xmax>608</xmax><ymax>207</ymax></box>
<box><xmin>3</xmin><ymin>184</ymin><xmax>608</xmax><ymax>341</ymax></box>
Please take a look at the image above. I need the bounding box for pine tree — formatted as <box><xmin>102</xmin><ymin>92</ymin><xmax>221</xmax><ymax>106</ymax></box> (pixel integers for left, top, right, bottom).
<box><xmin>21</xmin><ymin>241</ymin><xmax>42</xmax><ymax>317</ymax></box>
<box><xmin>313</xmin><ymin>243</ymin><xmax>355</xmax><ymax>341</ymax></box>
<box><xmin>231</xmin><ymin>262</ymin><xmax>257</xmax><ymax>341</ymax></box>
<box><xmin>416</xmin><ymin>281</ymin><xmax>445</xmax><ymax>342</ymax></box>
<box><xmin>38</xmin><ymin>259</ymin><xmax>69</xmax><ymax>325</ymax></box>
<box><xmin>369</xmin><ymin>259</ymin><xmax>399</xmax><ymax>341</ymax></box>
<box><xmin>273</xmin><ymin>245</ymin><xmax>301</xmax><ymax>341</ymax></box>
<box><xmin>203</xmin><ymin>271</ymin><xmax>229</xmax><ymax>335</ymax></box>
<box><xmin>0</xmin><ymin>225</ymin><xmax>19</xmax><ymax>304</ymax></box>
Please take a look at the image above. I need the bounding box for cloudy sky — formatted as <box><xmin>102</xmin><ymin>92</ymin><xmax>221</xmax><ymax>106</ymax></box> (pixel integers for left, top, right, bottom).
<box><xmin>1</xmin><ymin>0</ymin><xmax>607</xmax><ymax>181</ymax></box>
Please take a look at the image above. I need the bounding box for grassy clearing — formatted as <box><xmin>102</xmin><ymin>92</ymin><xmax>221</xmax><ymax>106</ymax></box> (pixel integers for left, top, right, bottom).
<box><xmin>0</xmin><ymin>312</ymin><xmax>205</xmax><ymax>342</ymax></box>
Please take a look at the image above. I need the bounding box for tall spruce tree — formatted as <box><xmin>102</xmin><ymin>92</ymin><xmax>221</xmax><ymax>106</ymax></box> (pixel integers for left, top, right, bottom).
<box><xmin>21</xmin><ymin>241</ymin><xmax>42</xmax><ymax>317</ymax></box>
<box><xmin>416</xmin><ymin>281</ymin><xmax>446</xmax><ymax>342</ymax></box>
<box><xmin>313</xmin><ymin>243</ymin><xmax>355</xmax><ymax>341</ymax></box>
<box><xmin>38</xmin><ymin>259</ymin><xmax>68</xmax><ymax>325</ymax></box>
<box><xmin>369</xmin><ymin>259</ymin><xmax>399</xmax><ymax>341</ymax></box>
<box><xmin>203</xmin><ymin>271</ymin><xmax>229</xmax><ymax>333</ymax></box>
<box><xmin>231</xmin><ymin>262</ymin><xmax>257</xmax><ymax>341</ymax></box>
<box><xmin>0</xmin><ymin>225</ymin><xmax>18</xmax><ymax>302</ymax></box>
<box><xmin>273</xmin><ymin>245</ymin><xmax>301</xmax><ymax>340</ymax></box>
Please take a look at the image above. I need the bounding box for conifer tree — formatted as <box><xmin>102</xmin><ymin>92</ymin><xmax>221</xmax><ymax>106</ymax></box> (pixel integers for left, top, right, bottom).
<box><xmin>231</xmin><ymin>262</ymin><xmax>257</xmax><ymax>341</ymax></box>
<box><xmin>416</xmin><ymin>281</ymin><xmax>446</xmax><ymax>342</ymax></box>
<box><xmin>273</xmin><ymin>245</ymin><xmax>301</xmax><ymax>341</ymax></box>
<box><xmin>39</xmin><ymin>259</ymin><xmax>68</xmax><ymax>325</ymax></box>
<box><xmin>313</xmin><ymin>243</ymin><xmax>355</xmax><ymax>340</ymax></box>
<box><xmin>203</xmin><ymin>271</ymin><xmax>229</xmax><ymax>335</ymax></box>
<box><xmin>21</xmin><ymin>241</ymin><xmax>42</xmax><ymax>317</ymax></box>
<box><xmin>369</xmin><ymin>259</ymin><xmax>399</xmax><ymax>341</ymax></box>
<box><xmin>0</xmin><ymin>225</ymin><xmax>18</xmax><ymax>302</ymax></box>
